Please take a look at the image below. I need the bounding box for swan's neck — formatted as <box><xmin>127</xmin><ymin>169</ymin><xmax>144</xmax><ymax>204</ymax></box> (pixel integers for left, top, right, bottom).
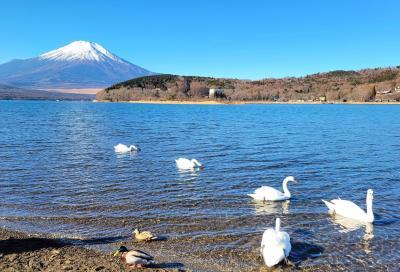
<box><xmin>191</xmin><ymin>159</ymin><xmax>200</xmax><ymax>167</ymax></box>
<box><xmin>366</xmin><ymin>196</ymin><xmax>374</xmax><ymax>222</ymax></box>
<box><xmin>282</xmin><ymin>180</ymin><xmax>291</xmax><ymax>197</ymax></box>
<box><xmin>275</xmin><ymin>218</ymin><xmax>281</xmax><ymax>231</ymax></box>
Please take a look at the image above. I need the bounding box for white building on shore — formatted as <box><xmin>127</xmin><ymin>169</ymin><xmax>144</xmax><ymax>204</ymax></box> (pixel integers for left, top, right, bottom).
<box><xmin>209</xmin><ymin>88</ymin><xmax>224</xmax><ymax>98</ymax></box>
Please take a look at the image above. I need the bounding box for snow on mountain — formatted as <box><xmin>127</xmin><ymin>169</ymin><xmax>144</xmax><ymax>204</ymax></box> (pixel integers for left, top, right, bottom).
<box><xmin>0</xmin><ymin>41</ymin><xmax>154</xmax><ymax>89</ymax></box>
<box><xmin>39</xmin><ymin>41</ymin><xmax>124</xmax><ymax>63</ymax></box>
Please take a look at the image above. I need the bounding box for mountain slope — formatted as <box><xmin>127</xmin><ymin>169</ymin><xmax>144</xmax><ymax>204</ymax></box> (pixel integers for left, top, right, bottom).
<box><xmin>0</xmin><ymin>83</ymin><xmax>93</xmax><ymax>100</ymax></box>
<box><xmin>0</xmin><ymin>41</ymin><xmax>153</xmax><ymax>89</ymax></box>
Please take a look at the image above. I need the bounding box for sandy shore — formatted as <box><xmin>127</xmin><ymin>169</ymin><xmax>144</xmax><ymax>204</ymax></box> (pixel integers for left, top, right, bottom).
<box><xmin>94</xmin><ymin>100</ymin><xmax>227</xmax><ymax>105</ymax></box>
<box><xmin>94</xmin><ymin>99</ymin><xmax>400</xmax><ymax>105</ymax></box>
<box><xmin>40</xmin><ymin>88</ymin><xmax>102</xmax><ymax>95</ymax></box>
<box><xmin>0</xmin><ymin>228</ymin><xmax>186</xmax><ymax>272</ymax></box>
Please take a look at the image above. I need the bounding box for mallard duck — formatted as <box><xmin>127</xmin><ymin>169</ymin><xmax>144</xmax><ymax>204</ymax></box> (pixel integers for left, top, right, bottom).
<box><xmin>248</xmin><ymin>176</ymin><xmax>298</xmax><ymax>202</ymax></box>
<box><xmin>133</xmin><ymin>228</ymin><xmax>158</xmax><ymax>242</ymax></box>
<box><xmin>114</xmin><ymin>246</ymin><xmax>154</xmax><ymax>268</ymax></box>
<box><xmin>114</xmin><ymin>143</ymin><xmax>139</xmax><ymax>153</ymax></box>
<box><xmin>175</xmin><ymin>158</ymin><xmax>204</xmax><ymax>170</ymax></box>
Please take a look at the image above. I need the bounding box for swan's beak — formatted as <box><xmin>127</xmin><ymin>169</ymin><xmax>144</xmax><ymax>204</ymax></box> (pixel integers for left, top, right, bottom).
<box><xmin>293</xmin><ymin>179</ymin><xmax>298</xmax><ymax>183</ymax></box>
<box><xmin>200</xmin><ymin>165</ymin><xmax>205</xmax><ymax>169</ymax></box>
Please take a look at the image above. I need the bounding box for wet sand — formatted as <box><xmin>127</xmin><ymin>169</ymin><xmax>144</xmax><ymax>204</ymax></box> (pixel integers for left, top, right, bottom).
<box><xmin>0</xmin><ymin>228</ymin><xmax>186</xmax><ymax>272</ymax></box>
<box><xmin>2</xmin><ymin>214</ymin><xmax>398</xmax><ymax>272</ymax></box>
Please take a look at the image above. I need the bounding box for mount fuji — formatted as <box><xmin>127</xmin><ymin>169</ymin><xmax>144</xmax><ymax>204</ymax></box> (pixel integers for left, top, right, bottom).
<box><xmin>0</xmin><ymin>41</ymin><xmax>154</xmax><ymax>90</ymax></box>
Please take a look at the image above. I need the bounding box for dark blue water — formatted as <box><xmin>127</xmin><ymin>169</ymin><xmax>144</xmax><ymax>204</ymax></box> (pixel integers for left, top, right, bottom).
<box><xmin>0</xmin><ymin>100</ymin><xmax>399</xmax><ymax>271</ymax></box>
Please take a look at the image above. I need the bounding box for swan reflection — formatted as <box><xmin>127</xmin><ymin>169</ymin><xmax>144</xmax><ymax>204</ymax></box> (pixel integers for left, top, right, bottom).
<box><xmin>330</xmin><ymin>215</ymin><xmax>374</xmax><ymax>240</ymax></box>
<box><xmin>116</xmin><ymin>152</ymin><xmax>137</xmax><ymax>160</ymax></box>
<box><xmin>252</xmin><ymin>200</ymin><xmax>290</xmax><ymax>215</ymax></box>
<box><xmin>177</xmin><ymin>168</ymin><xmax>199</xmax><ymax>182</ymax></box>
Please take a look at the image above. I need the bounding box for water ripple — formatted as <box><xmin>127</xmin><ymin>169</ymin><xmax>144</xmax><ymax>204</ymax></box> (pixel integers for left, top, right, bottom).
<box><xmin>0</xmin><ymin>101</ymin><xmax>400</xmax><ymax>271</ymax></box>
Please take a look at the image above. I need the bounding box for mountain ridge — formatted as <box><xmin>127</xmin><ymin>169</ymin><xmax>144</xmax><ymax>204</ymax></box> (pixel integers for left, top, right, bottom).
<box><xmin>0</xmin><ymin>83</ymin><xmax>93</xmax><ymax>100</ymax></box>
<box><xmin>0</xmin><ymin>41</ymin><xmax>154</xmax><ymax>90</ymax></box>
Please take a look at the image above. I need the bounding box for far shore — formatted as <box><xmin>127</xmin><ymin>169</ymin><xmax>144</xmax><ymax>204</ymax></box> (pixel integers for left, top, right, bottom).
<box><xmin>93</xmin><ymin>99</ymin><xmax>400</xmax><ymax>105</ymax></box>
<box><xmin>43</xmin><ymin>88</ymin><xmax>102</xmax><ymax>95</ymax></box>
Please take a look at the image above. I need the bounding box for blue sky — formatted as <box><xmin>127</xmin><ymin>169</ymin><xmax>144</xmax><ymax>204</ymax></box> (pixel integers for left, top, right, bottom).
<box><xmin>1</xmin><ymin>0</ymin><xmax>399</xmax><ymax>79</ymax></box>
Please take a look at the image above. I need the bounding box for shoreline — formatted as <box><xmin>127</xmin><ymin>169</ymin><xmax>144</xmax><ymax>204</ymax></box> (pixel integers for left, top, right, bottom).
<box><xmin>0</xmin><ymin>227</ymin><xmax>186</xmax><ymax>272</ymax></box>
<box><xmin>94</xmin><ymin>99</ymin><xmax>400</xmax><ymax>105</ymax></box>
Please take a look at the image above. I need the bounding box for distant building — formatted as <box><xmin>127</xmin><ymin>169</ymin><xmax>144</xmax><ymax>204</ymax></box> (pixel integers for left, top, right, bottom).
<box><xmin>209</xmin><ymin>88</ymin><xmax>224</xmax><ymax>98</ymax></box>
<box><xmin>376</xmin><ymin>89</ymin><xmax>392</xmax><ymax>95</ymax></box>
<box><xmin>319</xmin><ymin>96</ymin><xmax>326</xmax><ymax>102</ymax></box>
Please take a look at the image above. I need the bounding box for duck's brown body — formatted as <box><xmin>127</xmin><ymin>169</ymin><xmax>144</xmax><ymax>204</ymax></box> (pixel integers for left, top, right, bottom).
<box><xmin>134</xmin><ymin>229</ymin><xmax>157</xmax><ymax>242</ymax></box>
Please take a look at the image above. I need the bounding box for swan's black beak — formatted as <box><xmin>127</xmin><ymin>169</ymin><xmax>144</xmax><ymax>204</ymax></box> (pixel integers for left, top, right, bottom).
<box><xmin>200</xmin><ymin>166</ymin><xmax>205</xmax><ymax>170</ymax></box>
<box><xmin>293</xmin><ymin>179</ymin><xmax>298</xmax><ymax>183</ymax></box>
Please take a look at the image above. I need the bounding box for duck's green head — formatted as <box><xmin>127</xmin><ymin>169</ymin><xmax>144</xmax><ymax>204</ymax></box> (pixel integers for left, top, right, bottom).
<box><xmin>114</xmin><ymin>246</ymin><xmax>128</xmax><ymax>256</ymax></box>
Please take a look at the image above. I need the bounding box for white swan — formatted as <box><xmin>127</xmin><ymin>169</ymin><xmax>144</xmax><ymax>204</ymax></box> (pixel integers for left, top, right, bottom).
<box><xmin>322</xmin><ymin>189</ymin><xmax>374</xmax><ymax>223</ymax></box>
<box><xmin>114</xmin><ymin>143</ymin><xmax>139</xmax><ymax>153</ymax></box>
<box><xmin>261</xmin><ymin>218</ymin><xmax>291</xmax><ymax>267</ymax></box>
<box><xmin>175</xmin><ymin>158</ymin><xmax>203</xmax><ymax>170</ymax></box>
<box><xmin>248</xmin><ymin>176</ymin><xmax>298</xmax><ymax>202</ymax></box>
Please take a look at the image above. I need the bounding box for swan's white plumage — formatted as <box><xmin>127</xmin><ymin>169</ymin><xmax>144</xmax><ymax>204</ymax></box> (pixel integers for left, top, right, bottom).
<box><xmin>114</xmin><ymin>143</ymin><xmax>138</xmax><ymax>153</ymax></box>
<box><xmin>322</xmin><ymin>189</ymin><xmax>374</xmax><ymax>223</ymax></box>
<box><xmin>322</xmin><ymin>199</ymin><xmax>336</xmax><ymax>213</ymax></box>
<box><xmin>261</xmin><ymin>218</ymin><xmax>291</xmax><ymax>267</ymax></box>
<box><xmin>248</xmin><ymin>176</ymin><xmax>297</xmax><ymax>202</ymax></box>
<box><xmin>249</xmin><ymin>186</ymin><xmax>285</xmax><ymax>201</ymax></box>
<box><xmin>175</xmin><ymin>158</ymin><xmax>203</xmax><ymax>170</ymax></box>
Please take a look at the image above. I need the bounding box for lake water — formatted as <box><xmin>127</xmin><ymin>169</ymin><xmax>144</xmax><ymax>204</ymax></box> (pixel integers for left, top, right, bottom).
<box><xmin>0</xmin><ymin>100</ymin><xmax>399</xmax><ymax>271</ymax></box>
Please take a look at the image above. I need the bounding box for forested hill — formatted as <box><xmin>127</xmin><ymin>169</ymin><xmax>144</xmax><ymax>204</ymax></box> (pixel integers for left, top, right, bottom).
<box><xmin>96</xmin><ymin>67</ymin><xmax>400</xmax><ymax>102</ymax></box>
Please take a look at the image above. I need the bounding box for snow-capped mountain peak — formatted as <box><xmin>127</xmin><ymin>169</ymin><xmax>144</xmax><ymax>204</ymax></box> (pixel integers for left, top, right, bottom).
<box><xmin>39</xmin><ymin>41</ymin><xmax>124</xmax><ymax>63</ymax></box>
<box><xmin>0</xmin><ymin>41</ymin><xmax>153</xmax><ymax>89</ymax></box>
